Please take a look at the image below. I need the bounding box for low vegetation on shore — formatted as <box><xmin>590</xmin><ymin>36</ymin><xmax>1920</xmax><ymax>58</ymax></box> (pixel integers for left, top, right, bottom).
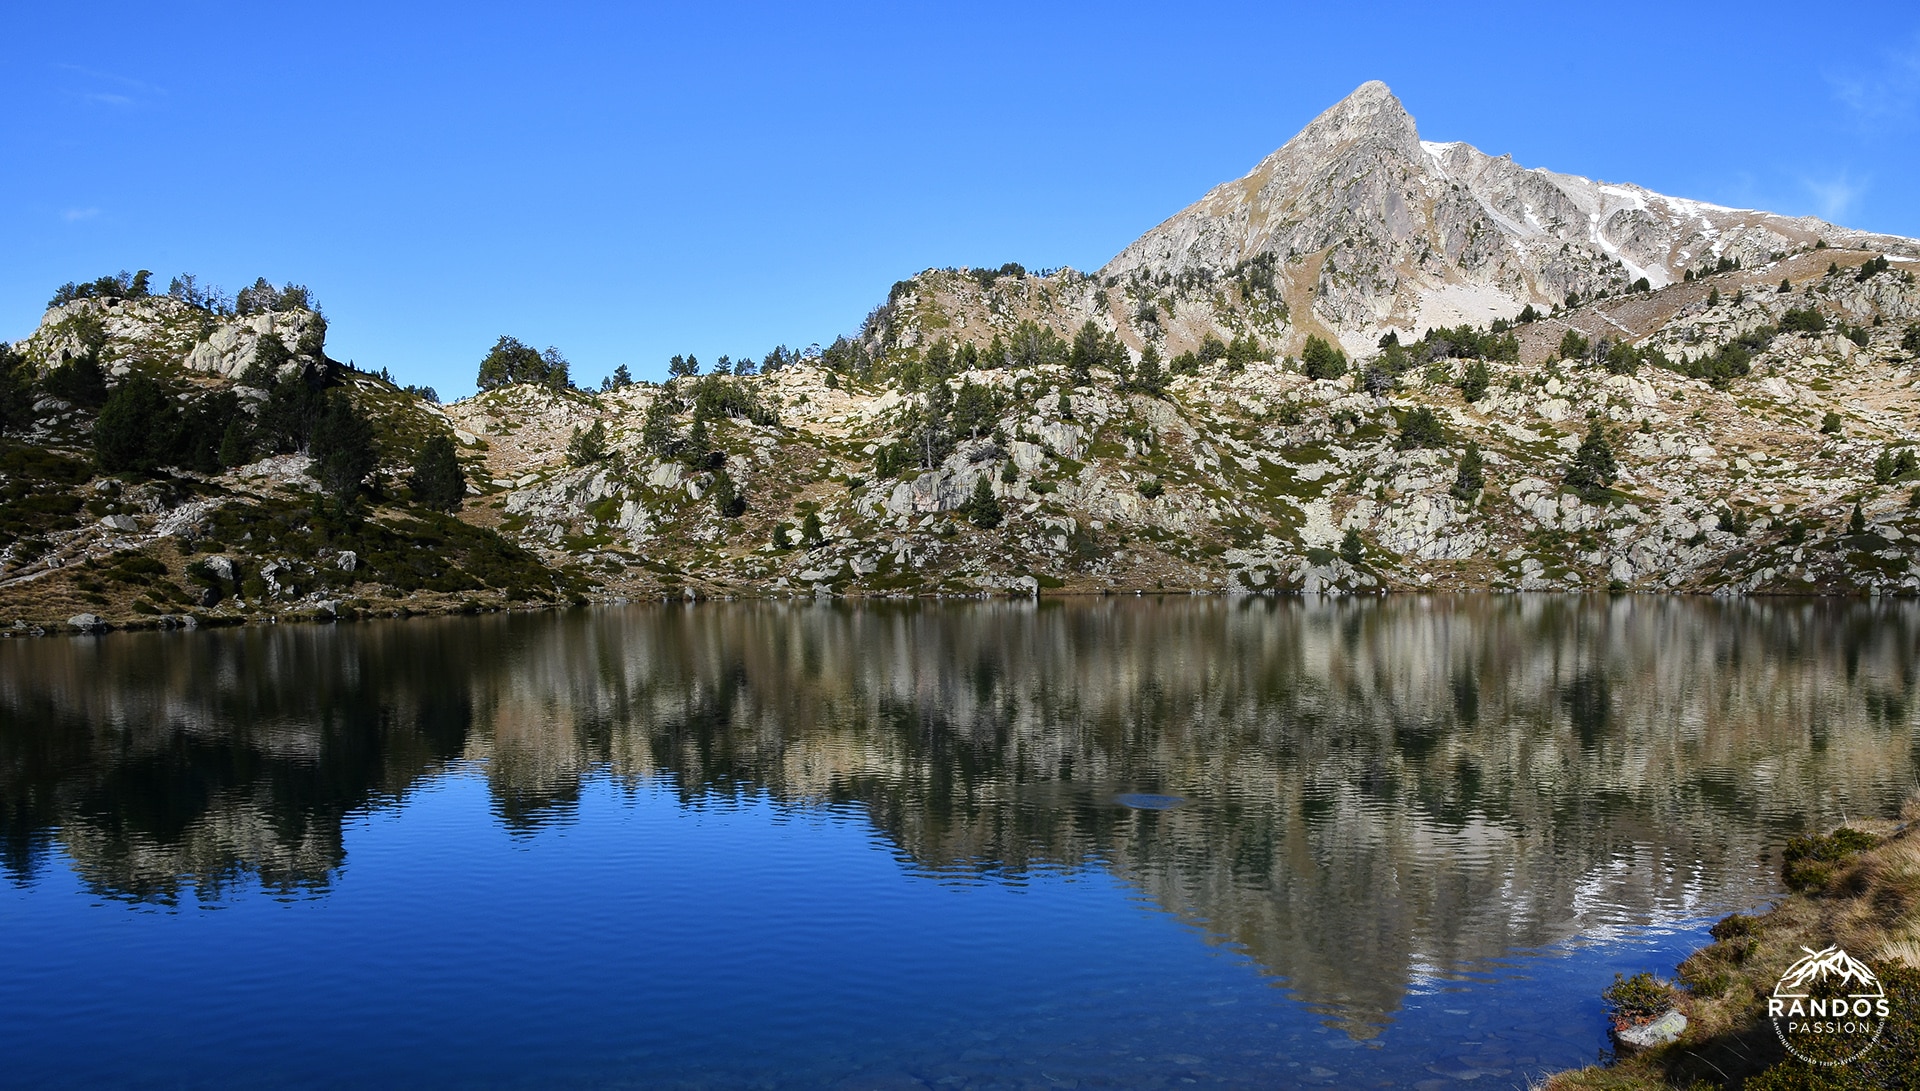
<box><xmin>1544</xmin><ymin>809</ymin><xmax>1920</xmax><ymax>1090</ymax></box>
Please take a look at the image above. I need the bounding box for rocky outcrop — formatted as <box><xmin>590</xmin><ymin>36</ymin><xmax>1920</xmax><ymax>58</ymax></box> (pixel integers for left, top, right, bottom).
<box><xmin>21</xmin><ymin>296</ymin><xmax>324</xmax><ymax>381</ymax></box>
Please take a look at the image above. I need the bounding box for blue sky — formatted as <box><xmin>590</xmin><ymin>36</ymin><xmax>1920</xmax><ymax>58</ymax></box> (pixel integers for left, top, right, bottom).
<box><xmin>5</xmin><ymin>2</ymin><xmax>1919</xmax><ymax>396</ymax></box>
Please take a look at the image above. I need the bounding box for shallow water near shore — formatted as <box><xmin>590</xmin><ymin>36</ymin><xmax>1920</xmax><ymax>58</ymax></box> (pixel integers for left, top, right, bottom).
<box><xmin>2</xmin><ymin>597</ymin><xmax>1914</xmax><ymax>1088</ymax></box>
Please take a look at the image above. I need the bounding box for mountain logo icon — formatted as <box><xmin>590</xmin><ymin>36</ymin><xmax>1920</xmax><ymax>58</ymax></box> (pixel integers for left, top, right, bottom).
<box><xmin>1768</xmin><ymin>945</ymin><xmax>1890</xmax><ymax>1066</ymax></box>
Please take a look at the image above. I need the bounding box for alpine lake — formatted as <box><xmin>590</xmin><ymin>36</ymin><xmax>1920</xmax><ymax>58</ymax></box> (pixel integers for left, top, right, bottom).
<box><xmin>2</xmin><ymin>596</ymin><xmax>1914</xmax><ymax>1089</ymax></box>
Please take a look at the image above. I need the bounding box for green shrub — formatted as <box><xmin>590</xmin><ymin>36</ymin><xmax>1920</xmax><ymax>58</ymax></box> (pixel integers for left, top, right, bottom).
<box><xmin>1397</xmin><ymin>406</ymin><xmax>1445</xmax><ymax>450</ymax></box>
<box><xmin>1709</xmin><ymin>912</ymin><xmax>1757</xmax><ymax>942</ymax></box>
<box><xmin>1782</xmin><ymin>827</ymin><xmax>1882</xmax><ymax>892</ymax></box>
<box><xmin>1137</xmin><ymin>476</ymin><xmax>1164</xmax><ymax>499</ymax></box>
<box><xmin>1782</xmin><ymin>307</ymin><xmax>1828</xmax><ymax>334</ymax></box>
<box><xmin>1603</xmin><ymin>971</ymin><xmax>1680</xmax><ymax>1028</ymax></box>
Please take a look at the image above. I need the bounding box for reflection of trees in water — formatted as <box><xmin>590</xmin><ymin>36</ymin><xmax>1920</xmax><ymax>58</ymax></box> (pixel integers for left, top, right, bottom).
<box><xmin>1</xmin><ymin>598</ymin><xmax>1916</xmax><ymax>1027</ymax></box>
<box><xmin>0</xmin><ymin>623</ymin><xmax>478</xmax><ymax>901</ymax></box>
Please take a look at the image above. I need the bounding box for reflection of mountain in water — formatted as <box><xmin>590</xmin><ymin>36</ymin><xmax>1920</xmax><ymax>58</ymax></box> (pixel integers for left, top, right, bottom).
<box><xmin>2</xmin><ymin>599</ymin><xmax>1915</xmax><ymax>1030</ymax></box>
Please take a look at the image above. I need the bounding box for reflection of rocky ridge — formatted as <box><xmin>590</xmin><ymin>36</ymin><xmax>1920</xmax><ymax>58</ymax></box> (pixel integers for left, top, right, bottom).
<box><xmin>1</xmin><ymin>601</ymin><xmax>1915</xmax><ymax>1029</ymax></box>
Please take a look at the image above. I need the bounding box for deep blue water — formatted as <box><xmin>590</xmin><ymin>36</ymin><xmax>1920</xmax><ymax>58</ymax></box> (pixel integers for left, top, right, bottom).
<box><xmin>2</xmin><ymin>598</ymin><xmax>1914</xmax><ymax>1088</ymax></box>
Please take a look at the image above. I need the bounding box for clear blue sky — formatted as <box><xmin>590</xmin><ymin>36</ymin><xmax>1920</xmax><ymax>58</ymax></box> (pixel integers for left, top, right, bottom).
<box><xmin>5</xmin><ymin>2</ymin><xmax>1918</xmax><ymax>396</ymax></box>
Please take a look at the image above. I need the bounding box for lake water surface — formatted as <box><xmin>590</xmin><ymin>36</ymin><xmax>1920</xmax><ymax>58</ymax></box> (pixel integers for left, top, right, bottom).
<box><xmin>2</xmin><ymin>598</ymin><xmax>1915</xmax><ymax>1088</ymax></box>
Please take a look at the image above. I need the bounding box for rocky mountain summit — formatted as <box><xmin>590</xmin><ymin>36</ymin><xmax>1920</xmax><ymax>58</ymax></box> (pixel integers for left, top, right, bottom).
<box><xmin>877</xmin><ymin>82</ymin><xmax>1920</xmax><ymax>363</ymax></box>
<box><xmin>3</xmin><ymin>86</ymin><xmax>1920</xmax><ymax>631</ymax></box>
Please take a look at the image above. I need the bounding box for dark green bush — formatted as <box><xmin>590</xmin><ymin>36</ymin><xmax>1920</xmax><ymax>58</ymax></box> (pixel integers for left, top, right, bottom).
<box><xmin>1782</xmin><ymin>307</ymin><xmax>1828</xmax><ymax>334</ymax></box>
<box><xmin>1603</xmin><ymin>971</ymin><xmax>1680</xmax><ymax>1028</ymax></box>
<box><xmin>1782</xmin><ymin>827</ymin><xmax>1881</xmax><ymax>893</ymax></box>
<box><xmin>1397</xmin><ymin>406</ymin><xmax>1445</xmax><ymax>450</ymax></box>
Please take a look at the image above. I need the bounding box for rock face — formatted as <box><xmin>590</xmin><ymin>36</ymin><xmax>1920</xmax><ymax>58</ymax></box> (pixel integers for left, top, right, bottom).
<box><xmin>20</xmin><ymin>296</ymin><xmax>324</xmax><ymax>381</ymax></box>
<box><xmin>1101</xmin><ymin>81</ymin><xmax>1920</xmax><ymax>355</ymax></box>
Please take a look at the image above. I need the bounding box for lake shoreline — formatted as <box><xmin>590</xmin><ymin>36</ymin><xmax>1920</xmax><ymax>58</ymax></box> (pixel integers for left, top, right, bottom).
<box><xmin>1539</xmin><ymin>814</ymin><xmax>1920</xmax><ymax>1090</ymax></box>
<box><xmin>7</xmin><ymin>584</ymin><xmax>1916</xmax><ymax>638</ymax></box>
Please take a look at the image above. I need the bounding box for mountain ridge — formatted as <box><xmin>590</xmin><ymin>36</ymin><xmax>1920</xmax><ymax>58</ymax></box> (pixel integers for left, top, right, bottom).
<box><xmin>1093</xmin><ymin>80</ymin><xmax>1920</xmax><ymax>355</ymax></box>
<box><xmin>3</xmin><ymin>85</ymin><xmax>1920</xmax><ymax>632</ymax></box>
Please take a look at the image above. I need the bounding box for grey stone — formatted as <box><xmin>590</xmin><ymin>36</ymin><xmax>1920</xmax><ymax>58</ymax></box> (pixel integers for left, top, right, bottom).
<box><xmin>1614</xmin><ymin>1009</ymin><xmax>1687</xmax><ymax>1051</ymax></box>
<box><xmin>67</xmin><ymin>613</ymin><xmax>107</xmax><ymax>633</ymax></box>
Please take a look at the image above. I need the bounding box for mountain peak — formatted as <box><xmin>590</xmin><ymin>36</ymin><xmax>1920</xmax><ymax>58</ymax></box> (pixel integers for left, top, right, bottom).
<box><xmin>1101</xmin><ymin>81</ymin><xmax>1916</xmax><ymax>351</ymax></box>
<box><xmin>1278</xmin><ymin>80</ymin><xmax>1417</xmax><ymax>159</ymax></box>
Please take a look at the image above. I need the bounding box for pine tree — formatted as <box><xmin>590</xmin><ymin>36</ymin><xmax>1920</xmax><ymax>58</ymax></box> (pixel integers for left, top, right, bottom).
<box><xmin>1558</xmin><ymin>328</ymin><xmax>1590</xmax><ymax>361</ymax></box>
<box><xmin>1397</xmin><ymin>406</ymin><xmax>1445</xmax><ymax>450</ymax></box>
<box><xmin>800</xmin><ymin>510</ymin><xmax>824</xmax><ymax>547</ymax></box>
<box><xmin>1459</xmin><ymin>359</ymin><xmax>1490</xmax><ymax>402</ymax></box>
<box><xmin>308</xmin><ymin>391</ymin><xmax>376</xmax><ymax>497</ymax></box>
<box><xmin>1451</xmin><ymin>442</ymin><xmax>1485</xmax><ymax>502</ymax></box>
<box><xmin>477</xmin><ymin>335</ymin><xmax>561</xmax><ymax>390</ymax></box>
<box><xmin>1565</xmin><ymin>423</ymin><xmax>1618</xmax><ymax>499</ymax></box>
<box><xmin>641</xmin><ymin>397</ymin><xmax>675</xmax><ymax>457</ymax></box>
<box><xmin>771</xmin><ymin>523</ymin><xmax>792</xmax><ymax>549</ymax></box>
<box><xmin>409</xmin><ymin>433</ymin><xmax>467</xmax><ymax>512</ymax></box>
<box><xmin>952</xmin><ymin>381</ymin><xmax>995</xmax><ymax>440</ymax></box>
<box><xmin>711</xmin><ymin>469</ymin><xmax>745</xmax><ymax>518</ymax></box>
<box><xmin>0</xmin><ymin>346</ymin><xmax>34</xmax><ymax>436</ymax></box>
<box><xmin>1339</xmin><ymin>528</ymin><xmax>1365</xmax><ymax>565</ymax></box>
<box><xmin>1134</xmin><ymin>344</ymin><xmax>1166</xmax><ymax>396</ymax></box>
<box><xmin>964</xmin><ymin>474</ymin><xmax>1002</xmax><ymax>528</ymax></box>
<box><xmin>1849</xmin><ymin>503</ymin><xmax>1866</xmax><ymax>536</ymax></box>
<box><xmin>93</xmin><ymin>374</ymin><xmax>175</xmax><ymax>473</ymax></box>
<box><xmin>567</xmin><ymin>420</ymin><xmax>609</xmax><ymax>466</ymax></box>
<box><xmin>239</xmin><ymin>333</ymin><xmax>291</xmax><ymax>388</ymax></box>
<box><xmin>1301</xmin><ymin>335</ymin><xmax>1347</xmax><ymax>380</ymax></box>
<box><xmin>682</xmin><ymin>414</ymin><xmax>712</xmax><ymax>468</ymax></box>
<box><xmin>1068</xmin><ymin>321</ymin><xmax>1102</xmax><ymax>386</ymax></box>
<box><xmin>217</xmin><ymin>417</ymin><xmax>254</xmax><ymax>468</ymax></box>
